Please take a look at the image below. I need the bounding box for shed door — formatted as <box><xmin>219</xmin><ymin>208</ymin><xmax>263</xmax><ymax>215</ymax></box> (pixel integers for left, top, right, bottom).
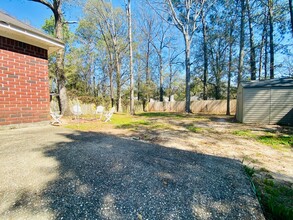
<box><xmin>270</xmin><ymin>88</ymin><xmax>293</xmax><ymax>125</ymax></box>
<box><xmin>243</xmin><ymin>88</ymin><xmax>270</xmax><ymax>123</ymax></box>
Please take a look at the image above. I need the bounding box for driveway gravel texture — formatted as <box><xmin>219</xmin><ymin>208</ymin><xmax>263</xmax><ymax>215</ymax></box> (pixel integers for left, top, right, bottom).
<box><xmin>0</xmin><ymin>125</ymin><xmax>264</xmax><ymax>219</ymax></box>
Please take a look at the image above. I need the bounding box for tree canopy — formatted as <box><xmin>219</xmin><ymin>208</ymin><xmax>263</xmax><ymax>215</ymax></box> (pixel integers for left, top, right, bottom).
<box><xmin>37</xmin><ymin>0</ymin><xmax>292</xmax><ymax>113</ymax></box>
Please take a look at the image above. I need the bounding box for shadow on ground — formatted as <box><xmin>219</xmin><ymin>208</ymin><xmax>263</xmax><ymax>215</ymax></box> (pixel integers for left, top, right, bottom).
<box><xmin>37</xmin><ymin>130</ymin><xmax>263</xmax><ymax>219</ymax></box>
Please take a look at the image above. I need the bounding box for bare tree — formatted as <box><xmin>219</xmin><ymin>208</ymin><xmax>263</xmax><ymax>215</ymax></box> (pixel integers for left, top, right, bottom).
<box><xmin>87</xmin><ymin>9</ymin><xmax>115</xmax><ymax>107</ymax></box>
<box><xmin>85</xmin><ymin>0</ymin><xmax>128</xmax><ymax>112</ymax></box>
<box><xmin>150</xmin><ymin>24</ymin><xmax>170</xmax><ymax>102</ymax></box>
<box><xmin>30</xmin><ymin>0</ymin><xmax>67</xmax><ymax>113</ymax></box>
<box><xmin>226</xmin><ymin>0</ymin><xmax>237</xmax><ymax>115</ymax></box>
<box><xmin>167</xmin><ymin>45</ymin><xmax>182</xmax><ymax>101</ymax></box>
<box><xmin>268</xmin><ymin>0</ymin><xmax>274</xmax><ymax>79</ymax></box>
<box><xmin>126</xmin><ymin>0</ymin><xmax>134</xmax><ymax>114</ymax></box>
<box><xmin>138</xmin><ymin>8</ymin><xmax>156</xmax><ymax>110</ymax></box>
<box><xmin>201</xmin><ymin>9</ymin><xmax>208</xmax><ymax>100</ymax></box>
<box><xmin>246</xmin><ymin>0</ymin><xmax>256</xmax><ymax>80</ymax></box>
<box><xmin>149</xmin><ymin>0</ymin><xmax>207</xmax><ymax>112</ymax></box>
<box><xmin>238</xmin><ymin>0</ymin><xmax>245</xmax><ymax>85</ymax></box>
<box><xmin>289</xmin><ymin>0</ymin><xmax>293</xmax><ymax>35</ymax></box>
<box><xmin>227</xmin><ymin>21</ymin><xmax>235</xmax><ymax>115</ymax></box>
<box><xmin>264</xmin><ymin>11</ymin><xmax>269</xmax><ymax>79</ymax></box>
<box><xmin>98</xmin><ymin>34</ymin><xmax>115</xmax><ymax>107</ymax></box>
<box><xmin>259</xmin><ymin>6</ymin><xmax>269</xmax><ymax>80</ymax></box>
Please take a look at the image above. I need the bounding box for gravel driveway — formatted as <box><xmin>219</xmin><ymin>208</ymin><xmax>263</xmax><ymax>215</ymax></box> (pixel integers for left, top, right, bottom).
<box><xmin>0</xmin><ymin>125</ymin><xmax>264</xmax><ymax>219</ymax></box>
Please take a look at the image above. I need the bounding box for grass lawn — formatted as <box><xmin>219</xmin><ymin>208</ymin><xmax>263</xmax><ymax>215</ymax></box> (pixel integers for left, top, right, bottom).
<box><xmin>65</xmin><ymin>113</ymin><xmax>175</xmax><ymax>132</ymax></box>
<box><xmin>232</xmin><ymin>129</ymin><xmax>293</xmax><ymax>150</ymax></box>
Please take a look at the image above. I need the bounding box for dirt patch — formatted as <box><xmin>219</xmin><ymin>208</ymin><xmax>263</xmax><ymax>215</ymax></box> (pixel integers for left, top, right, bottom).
<box><xmin>58</xmin><ymin>113</ymin><xmax>293</xmax><ymax>219</ymax></box>
<box><xmin>88</xmin><ymin>114</ymin><xmax>292</xmax><ymax>184</ymax></box>
<box><xmin>61</xmin><ymin>114</ymin><xmax>293</xmax><ymax>184</ymax></box>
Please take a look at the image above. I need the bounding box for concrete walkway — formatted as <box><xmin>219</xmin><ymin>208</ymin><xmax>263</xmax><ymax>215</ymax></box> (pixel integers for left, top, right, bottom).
<box><xmin>0</xmin><ymin>126</ymin><xmax>264</xmax><ymax>219</ymax></box>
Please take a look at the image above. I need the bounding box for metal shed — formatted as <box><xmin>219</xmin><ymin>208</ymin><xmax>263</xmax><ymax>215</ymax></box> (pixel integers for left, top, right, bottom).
<box><xmin>236</xmin><ymin>78</ymin><xmax>293</xmax><ymax>125</ymax></box>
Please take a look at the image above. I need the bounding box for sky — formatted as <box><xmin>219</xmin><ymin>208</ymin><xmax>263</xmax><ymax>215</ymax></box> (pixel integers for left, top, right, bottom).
<box><xmin>1</xmin><ymin>0</ymin><xmax>58</xmax><ymax>29</ymax></box>
<box><xmin>0</xmin><ymin>0</ymin><xmax>126</xmax><ymax>31</ymax></box>
<box><xmin>1</xmin><ymin>0</ymin><xmax>291</xmax><ymax>78</ymax></box>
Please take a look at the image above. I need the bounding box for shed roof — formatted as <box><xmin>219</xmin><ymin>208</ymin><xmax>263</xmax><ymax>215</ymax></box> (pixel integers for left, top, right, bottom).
<box><xmin>0</xmin><ymin>11</ymin><xmax>64</xmax><ymax>54</ymax></box>
<box><xmin>241</xmin><ymin>78</ymin><xmax>293</xmax><ymax>88</ymax></box>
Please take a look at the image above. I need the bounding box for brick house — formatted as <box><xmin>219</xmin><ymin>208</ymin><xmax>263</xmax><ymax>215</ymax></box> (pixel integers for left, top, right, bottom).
<box><xmin>0</xmin><ymin>12</ymin><xmax>64</xmax><ymax>126</ymax></box>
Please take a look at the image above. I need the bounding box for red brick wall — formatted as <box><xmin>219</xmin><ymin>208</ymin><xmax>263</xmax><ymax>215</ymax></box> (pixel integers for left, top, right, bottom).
<box><xmin>0</xmin><ymin>36</ymin><xmax>50</xmax><ymax>125</ymax></box>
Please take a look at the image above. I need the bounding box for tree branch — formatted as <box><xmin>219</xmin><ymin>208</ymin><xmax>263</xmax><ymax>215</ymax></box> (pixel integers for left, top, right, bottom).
<box><xmin>29</xmin><ymin>0</ymin><xmax>54</xmax><ymax>12</ymax></box>
<box><xmin>167</xmin><ymin>0</ymin><xmax>184</xmax><ymax>32</ymax></box>
<box><xmin>146</xmin><ymin>0</ymin><xmax>175</xmax><ymax>27</ymax></box>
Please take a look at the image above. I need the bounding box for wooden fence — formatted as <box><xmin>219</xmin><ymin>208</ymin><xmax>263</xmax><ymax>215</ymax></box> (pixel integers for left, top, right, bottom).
<box><xmin>51</xmin><ymin>99</ymin><xmax>236</xmax><ymax>115</ymax></box>
<box><xmin>148</xmin><ymin>100</ymin><xmax>236</xmax><ymax>114</ymax></box>
<box><xmin>50</xmin><ymin>100</ymin><xmax>144</xmax><ymax>115</ymax></box>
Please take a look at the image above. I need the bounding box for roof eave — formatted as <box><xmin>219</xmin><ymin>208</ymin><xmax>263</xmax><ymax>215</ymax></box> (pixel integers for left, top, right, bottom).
<box><xmin>0</xmin><ymin>22</ymin><xmax>64</xmax><ymax>55</ymax></box>
<box><xmin>241</xmin><ymin>78</ymin><xmax>293</xmax><ymax>88</ymax></box>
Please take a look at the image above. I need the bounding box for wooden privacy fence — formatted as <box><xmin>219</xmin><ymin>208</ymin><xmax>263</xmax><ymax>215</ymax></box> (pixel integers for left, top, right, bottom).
<box><xmin>148</xmin><ymin>100</ymin><xmax>236</xmax><ymax>114</ymax></box>
<box><xmin>50</xmin><ymin>100</ymin><xmax>144</xmax><ymax>115</ymax></box>
<box><xmin>50</xmin><ymin>99</ymin><xmax>236</xmax><ymax>115</ymax></box>
<box><xmin>50</xmin><ymin>100</ymin><xmax>96</xmax><ymax>115</ymax></box>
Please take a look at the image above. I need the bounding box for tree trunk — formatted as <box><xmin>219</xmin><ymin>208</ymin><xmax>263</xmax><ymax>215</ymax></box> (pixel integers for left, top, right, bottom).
<box><xmin>159</xmin><ymin>54</ymin><xmax>164</xmax><ymax>102</ymax></box>
<box><xmin>93</xmin><ymin>76</ymin><xmax>96</xmax><ymax>96</ymax></box>
<box><xmin>215</xmin><ymin>52</ymin><xmax>221</xmax><ymax>100</ymax></box>
<box><xmin>107</xmin><ymin>52</ymin><xmax>115</xmax><ymax>108</ymax></box>
<box><xmin>55</xmin><ymin>9</ymin><xmax>67</xmax><ymax>114</ymax></box>
<box><xmin>289</xmin><ymin>0</ymin><xmax>293</xmax><ymax>36</ymax></box>
<box><xmin>215</xmin><ymin>85</ymin><xmax>221</xmax><ymax>100</ymax></box>
<box><xmin>127</xmin><ymin>0</ymin><xmax>134</xmax><ymax>115</ymax></box>
<box><xmin>268</xmin><ymin>0</ymin><xmax>274</xmax><ymax>79</ymax></box>
<box><xmin>52</xmin><ymin>2</ymin><xmax>66</xmax><ymax>114</ymax></box>
<box><xmin>259</xmin><ymin>9</ymin><xmax>268</xmax><ymax>80</ymax></box>
<box><xmin>143</xmin><ymin>39</ymin><xmax>151</xmax><ymax>112</ymax></box>
<box><xmin>201</xmin><ymin>11</ymin><xmax>208</xmax><ymax>100</ymax></box>
<box><xmin>246</xmin><ymin>0</ymin><xmax>256</xmax><ymax>80</ymax></box>
<box><xmin>227</xmin><ymin>23</ymin><xmax>234</xmax><ymax>116</ymax></box>
<box><xmin>184</xmin><ymin>34</ymin><xmax>191</xmax><ymax>113</ymax></box>
<box><xmin>227</xmin><ymin>53</ymin><xmax>231</xmax><ymax>115</ymax></box>
<box><xmin>31</xmin><ymin>0</ymin><xmax>67</xmax><ymax>114</ymax></box>
<box><xmin>264</xmin><ymin>24</ymin><xmax>269</xmax><ymax>79</ymax></box>
<box><xmin>109</xmin><ymin>68</ymin><xmax>114</xmax><ymax>108</ymax></box>
<box><xmin>137</xmin><ymin>79</ymin><xmax>141</xmax><ymax>101</ymax></box>
<box><xmin>115</xmin><ymin>55</ymin><xmax>122</xmax><ymax>112</ymax></box>
<box><xmin>238</xmin><ymin>0</ymin><xmax>245</xmax><ymax>85</ymax></box>
<box><xmin>168</xmin><ymin>56</ymin><xmax>173</xmax><ymax>102</ymax></box>
<box><xmin>151</xmin><ymin>26</ymin><xmax>168</xmax><ymax>103</ymax></box>
<box><xmin>164</xmin><ymin>0</ymin><xmax>204</xmax><ymax>113</ymax></box>
<box><xmin>259</xmin><ymin>48</ymin><xmax>263</xmax><ymax>80</ymax></box>
<box><xmin>146</xmin><ymin>41</ymin><xmax>151</xmax><ymax>84</ymax></box>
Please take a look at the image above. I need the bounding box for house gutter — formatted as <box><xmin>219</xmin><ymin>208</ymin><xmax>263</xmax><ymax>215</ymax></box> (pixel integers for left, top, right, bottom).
<box><xmin>0</xmin><ymin>20</ymin><xmax>64</xmax><ymax>54</ymax></box>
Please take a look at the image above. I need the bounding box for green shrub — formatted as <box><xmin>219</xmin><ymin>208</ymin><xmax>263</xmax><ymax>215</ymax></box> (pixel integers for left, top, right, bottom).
<box><xmin>244</xmin><ymin>167</ymin><xmax>293</xmax><ymax>220</ymax></box>
<box><xmin>244</xmin><ymin>165</ymin><xmax>255</xmax><ymax>177</ymax></box>
<box><xmin>257</xmin><ymin>179</ymin><xmax>293</xmax><ymax>220</ymax></box>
